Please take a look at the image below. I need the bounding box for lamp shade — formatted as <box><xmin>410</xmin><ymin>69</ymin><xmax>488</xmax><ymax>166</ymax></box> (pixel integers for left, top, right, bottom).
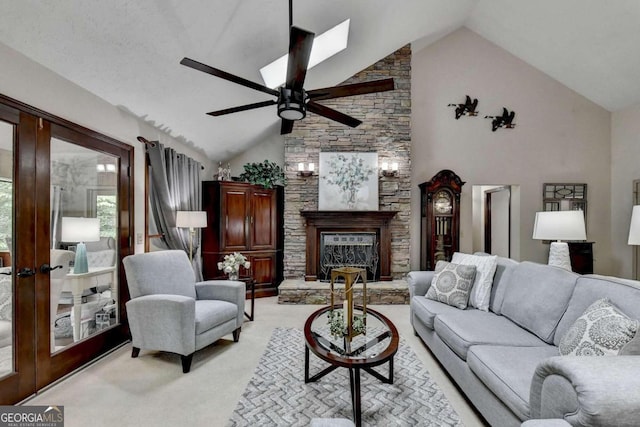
<box><xmin>176</xmin><ymin>211</ymin><xmax>207</xmax><ymax>229</ymax></box>
<box><xmin>61</xmin><ymin>217</ymin><xmax>100</xmax><ymax>243</ymax></box>
<box><xmin>628</xmin><ymin>205</ymin><xmax>640</xmax><ymax>245</ymax></box>
<box><xmin>532</xmin><ymin>211</ymin><xmax>586</xmax><ymax>241</ymax></box>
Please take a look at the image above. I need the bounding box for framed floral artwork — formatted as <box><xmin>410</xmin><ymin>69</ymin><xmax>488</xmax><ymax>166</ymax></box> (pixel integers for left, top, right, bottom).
<box><xmin>318</xmin><ymin>152</ymin><xmax>378</xmax><ymax>210</ymax></box>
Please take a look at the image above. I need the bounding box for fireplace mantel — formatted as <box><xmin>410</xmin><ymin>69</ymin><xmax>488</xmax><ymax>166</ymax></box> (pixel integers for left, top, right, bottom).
<box><xmin>301</xmin><ymin>210</ymin><xmax>398</xmax><ymax>281</ymax></box>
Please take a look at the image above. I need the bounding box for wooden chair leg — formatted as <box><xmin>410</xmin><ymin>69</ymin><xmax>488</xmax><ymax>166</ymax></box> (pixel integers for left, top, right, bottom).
<box><xmin>233</xmin><ymin>327</ymin><xmax>241</xmax><ymax>342</ymax></box>
<box><xmin>181</xmin><ymin>353</ymin><xmax>194</xmax><ymax>373</ymax></box>
<box><xmin>132</xmin><ymin>347</ymin><xmax>140</xmax><ymax>358</ymax></box>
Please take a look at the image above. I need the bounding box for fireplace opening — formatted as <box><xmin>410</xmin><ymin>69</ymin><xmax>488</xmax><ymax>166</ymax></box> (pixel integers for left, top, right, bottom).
<box><xmin>319</xmin><ymin>232</ymin><xmax>379</xmax><ymax>282</ymax></box>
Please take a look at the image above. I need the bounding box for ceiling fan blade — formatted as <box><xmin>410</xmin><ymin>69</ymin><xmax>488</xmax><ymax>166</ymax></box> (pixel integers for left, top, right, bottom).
<box><xmin>307</xmin><ymin>101</ymin><xmax>362</xmax><ymax>128</ymax></box>
<box><xmin>180</xmin><ymin>57</ymin><xmax>279</xmax><ymax>97</ymax></box>
<box><xmin>280</xmin><ymin>119</ymin><xmax>295</xmax><ymax>135</ymax></box>
<box><xmin>206</xmin><ymin>100</ymin><xmax>277</xmax><ymax>117</ymax></box>
<box><xmin>285</xmin><ymin>26</ymin><xmax>314</xmax><ymax>92</ymax></box>
<box><xmin>307</xmin><ymin>78</ymin><xmax>395</xmax><ymax>101</ymax></box>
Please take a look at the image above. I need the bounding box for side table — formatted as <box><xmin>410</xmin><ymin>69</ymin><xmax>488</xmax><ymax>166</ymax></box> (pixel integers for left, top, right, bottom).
<box><xmin>213</xmin><ymin>276</ymin><xmax>255</xmax><ymax>321</ymax></box>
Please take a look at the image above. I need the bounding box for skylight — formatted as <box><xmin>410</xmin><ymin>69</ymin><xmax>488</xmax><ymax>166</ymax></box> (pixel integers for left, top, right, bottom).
<box><xmin>260</xmin><ymin>19</ymin><xmax>350</xmax><ymax>89</ymax></box>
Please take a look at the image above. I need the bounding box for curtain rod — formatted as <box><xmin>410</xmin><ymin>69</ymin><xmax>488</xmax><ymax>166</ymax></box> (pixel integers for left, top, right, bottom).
<box><xmin>139</xmin><ymin>136</ymin><xmax>205</xmax><ymax>170</ymax></box>
<box><xmin>137</xmin><ymin>136</ymin><xmax>157</xmax><ymax>147</ymax></box>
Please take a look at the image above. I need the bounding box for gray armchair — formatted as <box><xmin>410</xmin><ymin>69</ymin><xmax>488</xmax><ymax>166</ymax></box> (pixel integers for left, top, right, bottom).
<box><xmin>123</xmin><ymin>250</ymin><xmax>245</xmax><ymax>373</ymax></box>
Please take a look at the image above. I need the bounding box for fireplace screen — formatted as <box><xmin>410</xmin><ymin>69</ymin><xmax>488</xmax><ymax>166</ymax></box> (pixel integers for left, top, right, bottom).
<box><xmin>319</xmin><ymin>232</ymin><xmax>379</xmax><ymax>281</ymax></box>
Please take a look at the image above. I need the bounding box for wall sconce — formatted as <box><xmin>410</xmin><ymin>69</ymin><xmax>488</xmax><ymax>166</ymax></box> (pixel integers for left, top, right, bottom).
<box><xmin>297</xmin><ymin>162</ymin><xmax>315</xmax><ymax>177</ymax></box>
<box><xmin>380</xmin><ymin>162</ymin><xmax>398</xmax><ymax>177</ymax></box>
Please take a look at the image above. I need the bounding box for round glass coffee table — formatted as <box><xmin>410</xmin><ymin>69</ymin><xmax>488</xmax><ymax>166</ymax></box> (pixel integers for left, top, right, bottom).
<box><xmin>303</xmin><ymin>305</ymin><xmax>399</xmax><ymax>427</ymax></box>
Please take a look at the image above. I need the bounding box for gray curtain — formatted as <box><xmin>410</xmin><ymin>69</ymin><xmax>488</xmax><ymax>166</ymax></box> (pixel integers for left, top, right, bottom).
<box><xmin>147</xmin><ymin>143</ymin><xmax>203</xmax><ymax>280</ymax></box>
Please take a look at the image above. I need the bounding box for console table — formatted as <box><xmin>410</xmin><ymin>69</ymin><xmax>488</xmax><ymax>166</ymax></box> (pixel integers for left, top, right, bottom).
<box><xmin>66</xmin><ymin>266</ymin><xmax>117</xmax><ymax>341</ymax></box>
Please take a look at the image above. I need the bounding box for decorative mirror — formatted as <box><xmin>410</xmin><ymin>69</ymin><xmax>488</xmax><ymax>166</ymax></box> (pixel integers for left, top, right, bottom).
<box><xmin>542</xmin><ymin>183</ymin><xmax>587</xmax><ymax>219</ymax></box>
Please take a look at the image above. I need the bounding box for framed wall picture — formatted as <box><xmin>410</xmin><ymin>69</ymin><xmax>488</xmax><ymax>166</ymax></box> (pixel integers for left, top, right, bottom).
<box><xmin>318</xmin><ymin>152</ymin><xmax>378</xmax><ymax>210</ymax></box>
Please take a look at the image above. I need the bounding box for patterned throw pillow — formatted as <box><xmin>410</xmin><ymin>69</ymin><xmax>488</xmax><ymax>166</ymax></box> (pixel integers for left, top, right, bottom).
<box><xmin>559</xmin><ymin>298</ymin><xmax>639</xmax><ymax>356</ymax></box>
<box><xmin>426</xmin><ymin>261</ymin><xmax>477</xmax><ymax>309</ymax></box>
<box><xmin>451</xmin><ymin>252</ymin><xmax>498</xmax><ymax>311</ymax></box>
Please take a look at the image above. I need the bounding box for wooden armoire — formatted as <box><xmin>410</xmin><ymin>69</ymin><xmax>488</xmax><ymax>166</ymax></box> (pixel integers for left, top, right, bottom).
<box><xmin>201</xmin><ymin>181</ymin><xmax>284</xmax><ymax>297</ymax></box>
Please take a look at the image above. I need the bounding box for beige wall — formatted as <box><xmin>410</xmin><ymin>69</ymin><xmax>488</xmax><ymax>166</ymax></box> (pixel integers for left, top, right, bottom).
<box><xmin>226</xmin><ymin>27</ymin><xmax>615</xmax><ymax>274</ymax></box>
<box><xmin>411</xmin><ymin>28</ymin><xmax>612</xmax><ymax>273</ymax></box>
<box><xmin>0</xmin><ymin>41</ymin><xmax>214</xmax><ymax>254</ymax></box>
<box><xmin>611</xmin><ymin>104</ymin><xmax>640</xmax><ymax>278</ymax></box>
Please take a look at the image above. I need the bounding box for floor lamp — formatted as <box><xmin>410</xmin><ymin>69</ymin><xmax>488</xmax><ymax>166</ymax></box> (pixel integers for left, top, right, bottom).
<box><xmin>533</xmin><ymin>210</ymin><xmax>586</xmax><ymax>271</ymax></box>
<box><xmin>176</xmin><ymin>211</ymin><xmax>207</xmax><ymax>261</ymax></box>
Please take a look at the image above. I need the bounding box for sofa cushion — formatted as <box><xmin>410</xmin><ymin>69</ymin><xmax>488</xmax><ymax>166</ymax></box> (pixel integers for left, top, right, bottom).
<box><xmin>554</xmin><ymin>274</ymin><xmax>640</xmax><ymax>346</ymax></box>
<box><xmin>467</xmin><ymin>345</ymin><xmax>559</xmax><ymax>420</ymax></box>
<box><xmin>501</xmin><ymin>262</ymin><xmax>578</xmax><ymax>343</ymax></box>
<box><xmin>411</xmin><ymin>296</ymin><xmax>466</xmax><ymax>330</ymax></box>
<box><xmin>451</xmin><ymin>252</ymin><xmax>498</xmax><ymax>311</ymax></box>
<box><xmin>558</xmin><ymin>298</ymin><xmax>638</xmax><ymax>356</ymax></box>
<box><xmin>194</xmin><ymin>300</ymin><xmax>237</xmax><ymax>335</ymax></box>
<box><xmin>619</xmin><ymin>330</ymin><xmax>640</xmax><ymax>355</ymax></box>
<box><xmin>489</xmin><ymin>256</ymin><xmax>520</xmax><ymax>314</ymax></box>
<box><xmin>433</xmin><ymin>310</ymin><xmax>548</xmax><ymax>360</ymax></box>
<box><xmin>426</xmin><ymin>261</ymin><xmax>476</xmax><ymax>309</ymax></box>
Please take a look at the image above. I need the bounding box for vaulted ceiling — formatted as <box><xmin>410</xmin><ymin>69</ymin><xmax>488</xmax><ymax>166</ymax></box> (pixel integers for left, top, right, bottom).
<box><xmin>1</xmin><ymin>0</ymin><xmax>638</xmax><ymax>160</ymax></box>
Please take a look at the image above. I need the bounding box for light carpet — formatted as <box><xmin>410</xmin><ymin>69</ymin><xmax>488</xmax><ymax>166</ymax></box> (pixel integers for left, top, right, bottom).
<box><xmin>228</xmin><ymin>327</ymin><xmax>463</xmax><ymax>426</ymax></box>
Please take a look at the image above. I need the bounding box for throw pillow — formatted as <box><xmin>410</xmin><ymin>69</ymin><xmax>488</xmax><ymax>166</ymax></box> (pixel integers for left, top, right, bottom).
<box><xmin>426</xmin><ymin>261</ymin><xmax>476</xmax><ymax>309</ymax></box>
<box><xmin>451</xmin><ymin>252</ymin><xmax>498</xmax><ymax>311</ymax></box>
<box><xmin>558</xmin><ymin>298</ymin><xmax>639</xmax><ymax>356</ymax></box>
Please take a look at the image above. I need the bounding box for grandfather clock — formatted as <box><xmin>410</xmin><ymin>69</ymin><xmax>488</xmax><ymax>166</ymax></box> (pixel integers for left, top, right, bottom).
<box><xmin>420</xmin><ymin>170</ymin><xmax>465</xmax><ymax>270</ymax></box>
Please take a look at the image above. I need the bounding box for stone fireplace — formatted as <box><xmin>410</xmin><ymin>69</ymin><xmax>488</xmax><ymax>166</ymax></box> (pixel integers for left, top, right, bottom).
<box><xmin>282</xmin><ymin>45</ymin><xmax>412</xmax><ymax>282</ymax></box>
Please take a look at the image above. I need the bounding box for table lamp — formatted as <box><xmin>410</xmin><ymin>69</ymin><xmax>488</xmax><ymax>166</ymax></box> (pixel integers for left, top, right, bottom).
<box><xmin>532</xmin><ymin>211</ymin><xmax>586</xmax><ymax>271</ymax></box>
<box><xmin>628</xmin><ymin>205</ymin><xmax>640</xmax><ymax>245</ymax></box>
<box><xmin>176</xmin><ymin>211</ymin><xmax>207</xmax><ymax>261</ymax></box>
<box><xmin>61</xmin><ymin>217</ymin><xmax>101</xmax><ymax>274</ymax></box>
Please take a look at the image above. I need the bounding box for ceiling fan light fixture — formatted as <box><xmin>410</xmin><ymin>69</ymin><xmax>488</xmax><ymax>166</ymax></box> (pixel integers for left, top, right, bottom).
<box><xmin>278</xmin><ymin>88</ymin><xmax>306</xmax><ymax>120</ymax></box>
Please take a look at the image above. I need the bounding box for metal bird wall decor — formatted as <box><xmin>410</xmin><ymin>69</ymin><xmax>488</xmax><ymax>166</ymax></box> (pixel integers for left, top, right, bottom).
<box><xmin>485</xmin><ymin>107</ymin><xmax>516</xmax><ymax>131</ymax></box>
<box><xmin>447</xmin><ymin>95</ymin><xmax>479</xmax><ymax>119</ymax></box>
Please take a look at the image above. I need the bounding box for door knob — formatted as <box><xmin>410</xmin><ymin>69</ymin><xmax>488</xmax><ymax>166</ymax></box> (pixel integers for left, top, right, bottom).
<box><xmin>40</xmin><ymin>264</ymin><xmax>63</xmax><ymax>274</ymax></box>
<box><xmin>16</xmin><ymin>267</ymin><xmax>36</xmax><ymax>278</ymax></box>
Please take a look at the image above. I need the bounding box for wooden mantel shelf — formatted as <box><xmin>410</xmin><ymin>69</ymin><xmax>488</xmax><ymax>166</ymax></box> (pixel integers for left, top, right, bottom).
<box><xmin>300</xmin><ymin>210</ymin><xmax>398</xmax><ymax>220</ymax></box>
<box><xmin>300</xmin><ymin>210</ymin><xmax>398</xmax><ymax>281</ymax></box>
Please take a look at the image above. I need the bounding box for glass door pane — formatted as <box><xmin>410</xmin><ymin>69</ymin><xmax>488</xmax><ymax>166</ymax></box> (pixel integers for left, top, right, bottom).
<box><xmin>50</xmin><ymin>138</ymin><xmax>118</xmax><ymax>352</ymax></box>
<box><xmin>0</xmin><ymin>120</ymin><xmax>13</xmax><ymax>377</ymax></box>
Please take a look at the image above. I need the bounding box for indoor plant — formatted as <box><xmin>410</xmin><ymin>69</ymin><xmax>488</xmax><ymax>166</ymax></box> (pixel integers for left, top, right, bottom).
<box><xmin>239</xmin><ymin>160</ymin><xmax>287</xmax><ymax>189</ymax></box>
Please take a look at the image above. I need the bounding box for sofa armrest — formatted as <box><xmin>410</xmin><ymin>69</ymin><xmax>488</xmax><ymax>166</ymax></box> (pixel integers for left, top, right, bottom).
<box><xmin>407</xmin><ymin>271</ymin><xmax>435</xmax><ymax>298</ymax></box>
<box><xmin>530</xmin><ymin>356</ymin><xmax>640</xmax><ymax>426</ymax></box>
<box><xmin>125</xmin><ymin>294</ymin><xmax>196</xmax><ymax>355</ymax></box>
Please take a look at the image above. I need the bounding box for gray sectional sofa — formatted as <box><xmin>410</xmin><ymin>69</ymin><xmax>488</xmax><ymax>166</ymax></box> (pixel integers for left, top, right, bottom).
<box><xmin>408</xmin><ymin>256</ymin><xmax>640</xmax><ymax>427</ymax></box>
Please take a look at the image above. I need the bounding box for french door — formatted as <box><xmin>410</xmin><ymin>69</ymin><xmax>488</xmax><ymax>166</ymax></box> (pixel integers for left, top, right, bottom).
<box><xmin>0</xmin><ymin>96</ymin><xmax>133</xmax><ymax>403</ymax></box>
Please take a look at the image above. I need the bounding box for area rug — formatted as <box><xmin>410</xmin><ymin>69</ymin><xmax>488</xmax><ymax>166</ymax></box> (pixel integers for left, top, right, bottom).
<box><xmin>227</xmin><ymin>327</ymin><xmax>463</xmax><ymax>426</ymax></box>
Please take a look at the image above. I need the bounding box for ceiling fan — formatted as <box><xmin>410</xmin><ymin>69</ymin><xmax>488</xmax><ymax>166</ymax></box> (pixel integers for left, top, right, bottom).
<box><xmin>179</xmin><ymin>1</ymin><xmax>395</xmax><ymax>135</ymax></box>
